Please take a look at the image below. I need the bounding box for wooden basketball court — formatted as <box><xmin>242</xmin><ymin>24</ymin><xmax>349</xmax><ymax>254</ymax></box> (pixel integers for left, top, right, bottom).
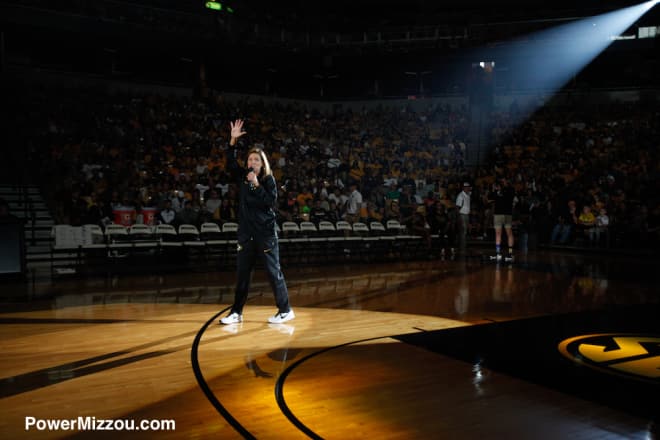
<box><xmin>1</xmin><ymin>250</ymin><xmax>658</xmax><ymax>439</ymax></box>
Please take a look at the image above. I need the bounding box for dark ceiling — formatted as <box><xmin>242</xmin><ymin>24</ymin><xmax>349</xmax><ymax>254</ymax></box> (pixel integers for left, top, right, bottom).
<box><xmin>1</xmin><ymin>0</ymin><xmax>658</xmax><ymax>97</ymax></box>
<box><xmin>234</xmin><ymin>0</ymin><xmax>657</xmax><ymax>30</ymax></box>
<box><xmin>75</xmin><ymin>0</ymin><xmax>659</xmax><ymax>30</ymax></box>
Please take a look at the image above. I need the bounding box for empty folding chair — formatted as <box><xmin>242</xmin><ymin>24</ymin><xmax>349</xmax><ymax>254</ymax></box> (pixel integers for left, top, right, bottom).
<box><xmin>317</xmin><ymin>221</ymin><xmax>336</xmax><ymax>237</ymax></box>
<box><xmin>200</xmin><ymin>222</ymin><xmax>223</xmax><ymax>242</ymax></box>
<box><xmin>221</xmin><ymin>222</ymin><xmax>239</xmax><ymax>236</ymax></box>
<box><xmin>281</xmin><ymin>221</ymin><xmax>306</xmax><ymax>263</ymax></box>
<box><xmin>370</xmin><ymin>221</ymin><xmax>395</xmax><ymax>261</ymax></box>
<box><xmin>386</xmin><ymin>219</ymin><xmax>404</xmax><ymax>235</ymax></box>
<box><xmin>336</xmin><ymin>220</ymin><xmax>361</xmax><ymax>259</ymax></box>
<box><xmin>353</xmin><ymin>222</ymin><xmax>377</xmax><ymax>262</ymax></box>
<box><xmin>104</xmin><ymin>224</ymin><xmax>129</xmax><ymax>243</ymax></box>
<box><xmin>80</xmin><ymin>225</ymin><xmax>107</xmax><ymax>265</ymax></box>
<box><xmin>178</xmin><ymin>224</ymin><xmax>204</xmax><ymax>247</ymax></box>
<box><xmin>154</xmin><ymin>224</ymin><xmax>180</xmax><ymax>246</ymax></box>
<box><xmin>129</xmin><ymin>224</ymin><xmax>156</xmax><ymax>248</ymax></box>
<box><xmin>300</xmin><ymin>221</ymin><xmax>324</xmax><ymax>263</ymax></box>
<box><xmin>199</xmin><ymin>222</ymin><xmax>224</xmax><ymax>264</ymax></box>
<box><xmin>82</xmin><ymin>224</ymin><xmax>104</xmax><ymax>245</ymax></box>
<box><xmin>104</xmin><ymin>224</ymin><xmax>131</xmax><ymax>258</ymax></box>
<box><xmin>314</xmin><ymin>221</ymin><xmax>335</xmax><ymax>261</ymax></box>
<box><xmin>221</xmin><ymin>222</ymin><xmax>239</xmax><ymax>264</ymax></box>
<box><xmin>386</xmin><ymin>219</ymin><xmax>410</xmax><ymax>259</ymax></box>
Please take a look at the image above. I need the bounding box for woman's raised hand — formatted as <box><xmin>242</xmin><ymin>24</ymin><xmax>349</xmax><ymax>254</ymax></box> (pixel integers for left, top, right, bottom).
<box><xmin>230</xmin><ymin>119</ymin><xmax>247</xmax><ymax>140</ymax></box>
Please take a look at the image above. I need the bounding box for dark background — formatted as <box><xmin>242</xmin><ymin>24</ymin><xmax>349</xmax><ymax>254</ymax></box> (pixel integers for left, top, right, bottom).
<box><xmin>1</xmin><ymin>0</ymin><xmax>658</xmax><ymax>99</ymax></box>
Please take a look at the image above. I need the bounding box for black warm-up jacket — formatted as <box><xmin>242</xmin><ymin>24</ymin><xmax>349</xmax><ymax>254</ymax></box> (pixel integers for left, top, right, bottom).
<box><xmin>229</xmin><ymin>147</ymin><xmax>279</xmax><ymax>243</ymax></box>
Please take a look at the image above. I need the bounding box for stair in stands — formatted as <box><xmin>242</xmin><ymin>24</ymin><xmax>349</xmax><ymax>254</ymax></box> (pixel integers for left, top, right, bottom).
<box><xmin>0</xmin><ymin>183</ymin><xmax>57</xmax><ymax>271</ymax></box>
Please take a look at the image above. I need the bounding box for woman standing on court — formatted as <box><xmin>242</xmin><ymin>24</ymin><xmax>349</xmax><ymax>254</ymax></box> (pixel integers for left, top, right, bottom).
<box><xmin>219</xmin><ymin>119</ymin><xmax>295</xmax><ymax>325</ymax></box>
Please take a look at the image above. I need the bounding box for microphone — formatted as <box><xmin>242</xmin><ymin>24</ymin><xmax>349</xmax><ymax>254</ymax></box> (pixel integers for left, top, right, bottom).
<box><xmin>247</xmin><ymin>167</ymin><xmax>255</xmax><ymax>189</ymax></box>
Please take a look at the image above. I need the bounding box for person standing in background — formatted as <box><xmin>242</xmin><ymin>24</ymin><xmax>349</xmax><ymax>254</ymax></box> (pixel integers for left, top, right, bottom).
<box><xmin>455</xmin><ymin>182</ymin><xmax>472</xmax><ymax>254</ymax></box>
<box><xmin>490</xmin><ymin>178</ymin><xmax>516</xmax><ymax>262</ymax></box>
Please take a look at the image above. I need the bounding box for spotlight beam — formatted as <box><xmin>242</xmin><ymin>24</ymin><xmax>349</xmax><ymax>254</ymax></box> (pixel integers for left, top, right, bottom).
<box><xmin>475</xmin><ymin>0</ymin><xmax>658</xmax><ymax>131</ymax></box>
<box><xmin>514</xmin><ymin>0</ymin><xmax>657</xmax><ymax>93</ymax></box>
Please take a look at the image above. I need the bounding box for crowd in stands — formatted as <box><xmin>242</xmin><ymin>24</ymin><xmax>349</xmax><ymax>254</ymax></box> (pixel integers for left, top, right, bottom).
<box><xmin>482</xmin><ymin>101</ymin><xmax>660</xmax><ymax>250</ymax></box>
<box><xmin>12</xmin><ymin>83</ymin><xmax>660</xmax><ymax>252</ymax></box>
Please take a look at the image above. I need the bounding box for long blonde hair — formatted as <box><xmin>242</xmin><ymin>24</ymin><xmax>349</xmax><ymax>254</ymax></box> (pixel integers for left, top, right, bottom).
<box><xmin>246</xmin><ymin>148</ymin><xmax>272</xmax><ymax>177</ymax></box>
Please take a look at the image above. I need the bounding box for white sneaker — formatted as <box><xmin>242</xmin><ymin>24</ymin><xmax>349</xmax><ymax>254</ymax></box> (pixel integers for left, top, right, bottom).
<box><xmin>268</xmin><ymin>310</ymin><xmax>295</xmax><ymax>324</ymax></box>
<box><xmin>220</xmin><ymin>312</ymin><xmax>242</xmax><ymax>325</ymax></box>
